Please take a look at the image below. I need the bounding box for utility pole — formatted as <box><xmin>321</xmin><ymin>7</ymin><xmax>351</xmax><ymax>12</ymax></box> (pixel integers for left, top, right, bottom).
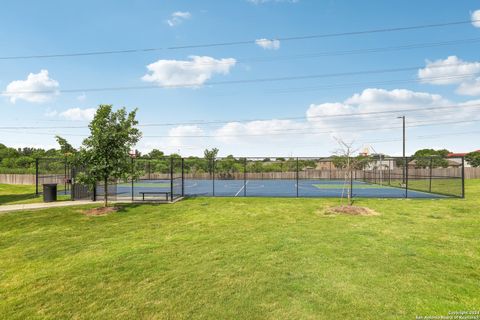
<box><xmin>398</xmin><ymin>116</ymin><xmax>406</xmax><ymax>184</ymax></box>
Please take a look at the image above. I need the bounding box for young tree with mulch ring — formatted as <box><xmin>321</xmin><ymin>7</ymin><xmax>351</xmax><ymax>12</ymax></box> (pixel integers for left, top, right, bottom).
<box><xmin>77</xmin><ymin>105</ymin><xmax>142</xmax><ymax>207</ymax></box>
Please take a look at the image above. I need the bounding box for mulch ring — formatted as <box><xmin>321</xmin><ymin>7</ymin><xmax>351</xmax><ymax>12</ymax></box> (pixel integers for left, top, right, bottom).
<box><xmin>324</xmin><ymin>205</ymin><xmax>379</xmax><ymax>216</ymax></box>
<box><xmin>83</xmin><ymin>206</ymin><xmax>119</xmax><ymax>216</ymax></box>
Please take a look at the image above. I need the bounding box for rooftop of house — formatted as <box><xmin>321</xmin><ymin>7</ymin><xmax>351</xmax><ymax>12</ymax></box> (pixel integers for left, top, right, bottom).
<box><xmin>447</xmin><ymin>150</ymin><xmax>480</xmax><ymax>157</ymax></box>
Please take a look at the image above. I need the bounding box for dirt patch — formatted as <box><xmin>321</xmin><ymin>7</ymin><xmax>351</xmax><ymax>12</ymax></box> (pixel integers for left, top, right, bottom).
<box><xmin>83</xmin><ymin>206</ymin><xmax>118</xmax><ymax>216</ymax></box>
<box><xmin>324</xmin><ymin>205</ymin><xmax>379</xmax><ymax>216</ymax></box>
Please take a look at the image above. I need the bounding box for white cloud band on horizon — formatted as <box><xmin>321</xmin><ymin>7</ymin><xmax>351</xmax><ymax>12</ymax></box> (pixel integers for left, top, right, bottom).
<box><xmin>157</xmin><ymin>87</ymin><xmax>477</xmax><ymax>156</ymax></box>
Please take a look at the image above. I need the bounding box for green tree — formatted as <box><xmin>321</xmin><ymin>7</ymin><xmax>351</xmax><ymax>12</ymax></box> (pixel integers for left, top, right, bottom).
<box><xmin>55</xmin><ymin>135</ymin><xmax>77</xmax><ymax>157</ymax></box>
<box><xmin>77</xmin><ymin>105</ymin><xmax>142</xmax><ymax>207</ymax></box>
<box><xmin>413</xmin><ymin>149</ymin><xmax>450</xmax><ymax>168</ymax></box>
<box><xmin>204</xmin><ymin>148</ymin><xmax>219</xmax><ymax>176</ymax></box>
<box><xmin>146</xmin><ymin>149</ymin><xmax>164</xmax><ymax>159</ymax></box>
<box><xmin>465</xmin><ymin>151</ymin><xmax>480</xmax><ymax>167</ymax></box>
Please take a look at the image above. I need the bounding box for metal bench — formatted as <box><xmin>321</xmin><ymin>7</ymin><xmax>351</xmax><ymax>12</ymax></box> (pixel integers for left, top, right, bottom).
<box><xmin>139</xmin><ymin>191</ymin><xmax>171</xmax><ymax>201</ymax></box>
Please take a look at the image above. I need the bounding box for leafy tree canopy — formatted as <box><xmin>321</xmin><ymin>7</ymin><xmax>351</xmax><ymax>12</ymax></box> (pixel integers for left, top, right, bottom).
<box><xmin>413</xmin><ymin>149</ymin><xmax>450</xmax><ymax>168</ymax></box>
<box><xmin>465</xmin><ymin>151</ymin><xmax>480</xmax><ymax>168</ymax></box>
<box><xmin>76</xmin><ymin>105</ymin><xmax>142</xmax><ymax>207</ymax></box>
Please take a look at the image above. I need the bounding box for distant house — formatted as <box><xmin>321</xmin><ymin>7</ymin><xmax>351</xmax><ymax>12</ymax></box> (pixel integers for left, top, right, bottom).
<box><xmin>407</xmin><ymin>159</ymin><xmax>462</xmax><ymax>168</ymax></box>
<box><xmin>447</xmin><ymin>150</ymin><xmax>480</xmax><ymax>168</ymax></box>
<box><xmin>315</xmin><ymin>161</ymin><xmax>336</xmax><ymax>170</ymax></box>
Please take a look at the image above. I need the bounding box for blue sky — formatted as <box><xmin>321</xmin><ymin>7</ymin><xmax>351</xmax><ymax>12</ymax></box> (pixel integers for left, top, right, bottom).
<box><xmin>1</xmin><ymin>0</ymin><xmax>480</xmax><ymax>156</ymax></box>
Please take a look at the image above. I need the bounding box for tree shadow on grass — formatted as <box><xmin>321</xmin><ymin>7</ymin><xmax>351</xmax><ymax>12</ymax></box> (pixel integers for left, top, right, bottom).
<box><xmin>0</xmin><ymin>193</ymin><xmax>38</xmax><ymax>205</ymax></box>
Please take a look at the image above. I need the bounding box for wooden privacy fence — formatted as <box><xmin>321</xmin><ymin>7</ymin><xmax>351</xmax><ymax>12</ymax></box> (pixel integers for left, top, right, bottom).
<box><xmin>139</xmin><ymin>167</ymin><xmax>477</xmax><ymax>181</ymax></box>
<box><xmin>0</xmin><ymin>174</ymin><xmax>36</xmax><ymax>185</ymax></box>
<box><xmin>2</xmin><ymin>168</ymin><xmax>480</xmax><ymax>185</ymax></box>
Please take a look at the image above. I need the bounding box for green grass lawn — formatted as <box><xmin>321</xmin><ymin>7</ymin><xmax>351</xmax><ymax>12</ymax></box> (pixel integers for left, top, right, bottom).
<box><xmin>0</xmin><ymin>184</ymin><xmax>40</xmax><ymax>205</ymax></box>
<box><xmin>0</xmin><ymin>181</ymin><xmax>479</xmax><ymax>319</ymax></box>
<box><xmin>0</xmin><ymin>184</ymin><xmax>70</xmax><ymax>205</ymax></box>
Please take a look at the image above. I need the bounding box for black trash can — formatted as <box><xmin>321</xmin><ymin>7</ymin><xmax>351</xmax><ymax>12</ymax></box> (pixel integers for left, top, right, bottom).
<box><xmin>43</xmin><ymin>184</ymin><xmax>57</xmax><ymax>202</ymax></box>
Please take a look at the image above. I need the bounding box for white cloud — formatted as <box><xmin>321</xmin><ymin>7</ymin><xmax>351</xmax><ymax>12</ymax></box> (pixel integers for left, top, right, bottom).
<box><xmin>142</xmin><ymin>56</ymin><xmax>236</xmax><ymax>87</ymax></box>
<box><xmin>456</xmin><ymin>78</ymin><xmax>480</xmax><ymax>96</ymax></box>
<box><xmin>166</xmin><ymin>11</ymin><xmax>191</xmax><ymax>27</ymax></box>
<box><xmin>255</xmin><ymin>38</ymin><xmax>280</xmax><ymax>50</ymax></box>
<box><xmin>165</xmin><ymin>125</ymin><xmax>205</xmax><ymax>152</ymax></box>
<box><xmin>247</xmin><ymin>0</ymin><xmax>299</xmax><ymax>4</ymax></box>
<box><xmin>472</xmin><ymin>10</ymin><xmax>480</xmax><ymax>28</ymax></box>
<box><xmin>306</xmin><ymin>88</ymin><xmax>453</xmax><ymax>137</ymax></box>
<box><xmin>3</xmin><ymin>70</ymin><xmax>59</xmax><ymax>103</ymax></box>
<box><xmin>59</xmin><ymin>108</ymin><xmax>96</xmax><ymax>121</ymax></box>
<box><xmin>136</xmin><ymin>88</ymin><xmax>480</xmax><ymax>157</ymax></box>
<box><xmin>345</xmin><ymin>88</ymin><xmax>446</xmax><ymax>107</ymax></box>
<box><xmin>418</xmin><ymin>56</ymin><xmax>480</xmax><ymax>85</ymax></box>
<box><xmin>214</xmin><ymin>119</ymin><xmax>303</xmax><ymax>143</ymax></box>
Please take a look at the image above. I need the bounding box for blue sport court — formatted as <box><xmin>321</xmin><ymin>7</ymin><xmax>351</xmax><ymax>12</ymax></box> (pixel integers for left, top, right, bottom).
<box><xmin>116</xmin><ymin>179</ymin><xmax>445</xmax><ymax>199</ymax></box>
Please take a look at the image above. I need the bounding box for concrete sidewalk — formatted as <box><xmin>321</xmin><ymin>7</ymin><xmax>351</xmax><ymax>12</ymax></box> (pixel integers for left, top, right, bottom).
<box><xmin>0</xmin><ymin>200</ymin><xmax>98</xmax><ymax>213</ymax></box>
<box><xmin>0</xmin><ymin>197</ymin><xmax>182</xmax><ymax>213</ymax></box>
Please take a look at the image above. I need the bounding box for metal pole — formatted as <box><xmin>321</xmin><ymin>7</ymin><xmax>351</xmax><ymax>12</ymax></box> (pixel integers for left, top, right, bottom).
<box><xmin>405</xmin><ymin>157</ymin><xmax>409</xmax><ymax>198</ymax></box>
<box><xmin>329</xmin><ymin>161</ymin><xmax>332</xmax><ymax>180</ymax></box>
<box><xmin>429</xmin><ymin>157</ymin><xmax>433</xmax><ymax>193</ymax></box>
<box><xmin>461</xmin><ymin>157</ymin><xmax>465</xmax><ymax>198</ymax></box>
<box><xmin>92</xmin><ymin>182</ymin><xmax>97</xmax><ymax>202</ymax></box>
<box><xmin>212</xmin><ymin>158</ymin><xmax>215</xmax><ymax>196</ymax></box>
<box><xmin>64</xmin><ymin>160</ymin><xmax>67</xmax><ymax>195</ymax></box>
<box><xmin>398</xmin><ymin>115</ymin><xmax>406</xmax><ymax>183</ymax></box>
<box><xmin>35</xmin><ymin>158</ymin><xmax>39</xmax><ymax>196</ymax></box>
<box><xmin>244</xmin><ymin>158</ymin><xmax>247</xmax><ymax>197</ymax></box>
<box><xmin>71</xmin><ymin>167</ymin><xmax>75</xmax><ymax>201</ymax></box>
<box><xmin>170</xmin><ymin>157</ymin><xmax>174</xmax><ymax>202</ymax></box>
<box><xmin>182</xmin><ymin>158</ymin><xmax>185</xmax><ymax>197</ymax></box>
<box><xmin>131</xmin><ymin>157</ymin><xmax>134</xmax><ymax>202</ymax></box>
<box><xmin>296</xmin><ymin>157</ymin><xmax>299</xmax><ymax>197</ymax></box>
<box><xmin>388</xmin><ymin>159</ymin><xmax>391</xmax><ymax>186</ymax></box>
<box><xmin>350</xmin><ymin>162</ymin><xmax>353</xmax><ymax>200</ymax></box>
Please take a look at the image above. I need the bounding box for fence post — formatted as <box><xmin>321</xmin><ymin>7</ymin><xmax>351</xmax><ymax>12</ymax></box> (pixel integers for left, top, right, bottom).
<box><xmin>170</xmin><ymin>157</ymin><xmax>174</xmax><ymax>202</ymax></box>
<box><xmin>212</xmin><ymin>158</ymin><xmax>215</xmax><ymax>196</ymax></box>
<box><xmin>296</xmin><ymin>157</ymin><xmax>299</xmax><ymax>197</ymax></box>
<box><xmin>243</xmin><ymin>158</ymin><xmax>247</xmax><ymax>197</ymax></box>
<box><xmin>92</xmin><ymin>182</ymin><xmax>97</xmax><ymax>202</ymax></box>
<box><xmin>182</xmin><ymin>158</ymin><xmax>185</xmax><ymax>197</ymax></box>
<box><xmin>350</xmin><ymin>168</ymin><xmax>353</xmax><ymax>200</ymax></box>
<box><xmin>64</xmin><ymin>160</ymin><xmax>67</xmax><ymax>195</ymax></box>
<box><xmin>405</xmin><ymin>158</ymin><xmax>409</xmax><ymax>198</ymax></box>
<box><xmin>388</xmin><ymin>160</ymin><xmax>392</xmax><ymax>186</ymax></box>
<box><xmin>70</xmin><ymin>167</ymin><xmax>74</xmax><ymax>201</ymax></box>
<box><xmin>429</xmin><ymin>158</ymin><xmax>433</xmax><ymax>193</ymax></box>
<box><xmin>130</xmin><ymin>158</ymin><xmax>135</xmax><ymax>202</ymax></box>
<box><xmin>329</xmin><ymin>161</ymin><xmax>332</xmax><ymax>180</ymax></box>
<box><xmin>461</xmin><ymin>157</ymin><xmax>465</xmax><ymax>198</ymax></box>
<box><xmin>35</xmin><ymin>158</ymin><xmax>39</xmax><ymax>197</ymax></box>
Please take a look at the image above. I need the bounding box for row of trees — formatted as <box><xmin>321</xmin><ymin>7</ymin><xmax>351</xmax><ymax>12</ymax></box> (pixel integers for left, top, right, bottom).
<box><xmin>0</xmin><ymin>144</ymin><xmax>66</xmax><ymax>173</ymax></box>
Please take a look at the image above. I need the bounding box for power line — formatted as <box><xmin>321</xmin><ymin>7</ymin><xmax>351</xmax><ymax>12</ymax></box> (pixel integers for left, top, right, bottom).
<box><xmin>1</xmin><ymin>101</ymin><xmax>480</xmax><ymax>130</ymax></box>
<box><xmin>141</xmin><ymin>119</ymin><xmax>480</xmax><ymax>138</ymax></box>
<box><xmin>1</xmin><ymin>19</ymin><xmax>478</xmax><ymax>60</ymax></box>
<box><xmin>2</xmin><ymin>118</ymin><xmax>480</xmax><ymax>138</ymax></box>
<box><xmin>1</xmin><ymin>61</ymin><xmax>477</xmax><ymax>95</ymax></box>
